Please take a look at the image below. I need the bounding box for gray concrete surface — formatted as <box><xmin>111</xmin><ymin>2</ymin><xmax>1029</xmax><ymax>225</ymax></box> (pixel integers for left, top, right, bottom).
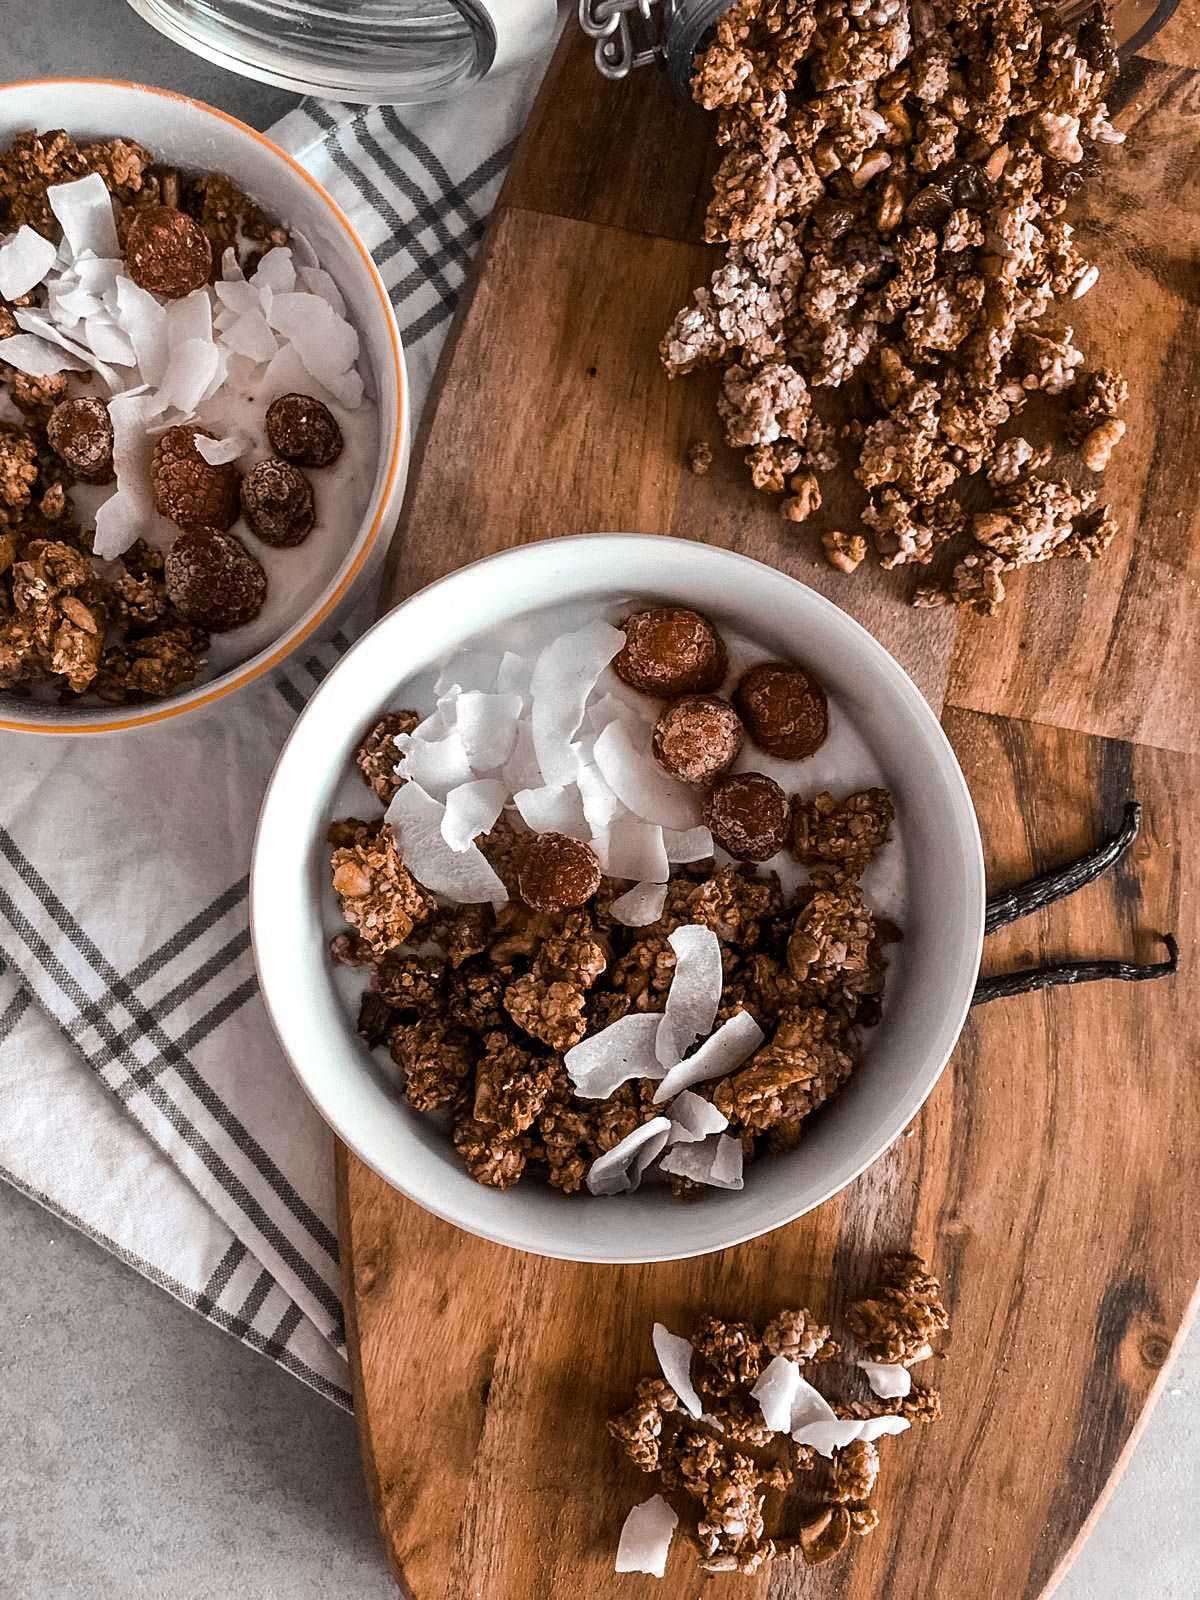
<box><xmin>1</xmin><ymin>3</ymin><xmax>1197</xmax><ymax>1597</ymax></box>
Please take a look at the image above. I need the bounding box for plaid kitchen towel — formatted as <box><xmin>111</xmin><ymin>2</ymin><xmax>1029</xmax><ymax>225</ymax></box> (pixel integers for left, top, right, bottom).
<box><xmin>0</xmin><ymin>45</ymin><xmax>554</xmax><ymax>1408</ymax></box>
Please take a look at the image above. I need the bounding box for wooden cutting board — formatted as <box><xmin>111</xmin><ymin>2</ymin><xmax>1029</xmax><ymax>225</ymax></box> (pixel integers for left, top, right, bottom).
<box><xmin>336</xmin><ymin>22</ymin><xmax>1200</xmax><ymax>1599</ymax></box>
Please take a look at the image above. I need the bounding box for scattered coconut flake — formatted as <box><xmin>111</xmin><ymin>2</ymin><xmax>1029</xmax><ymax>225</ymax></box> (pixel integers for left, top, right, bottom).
<box><xmin>615</xmin><ymin>1495</ymin><xmax>678</xmax><ymax>1578</ymax></box>
<box><xmin>0</xmin><ymin>225</ymin><xmax>58</xmax><ymax>300</ymax></box>
<box><xmin>586</xmin><ymin>1117</ymin><xmax>672</xmax><ymax>1196</ymax></box>
<box><xmin>455</xmin><ymin>689</ymin><xmax>522</xmax><ymax>772</ymax></box>
<box><xmin>529</xmin><ymin>618</ymin><xmax>624</xmax><ymax>786</ymax></box>
<box><xmin>299</xmin><ymin>262</ymin><xmax>348</xmax><ymax>318</ymax></box>
<box><xmin>252</xmin><ymin>246</ymin><xmax>297</xmax><ymax>294</ymax></box>
<box><xmin>83</xmin><ymin>313</ymin><xmax>136</xmax><ymax>368</ymax></box>
<box><xmin>792</xmin><ymin>1419</ymin><xmax>868</xmax><ymax>1458</ymax></box>
<box><xmin>592</xmin><ymin>719</ymin><xmax>701</xmax><ymax>831</ymax></box>
<box><xmin>651</xmin><ymin>1010</ymin><xmax>765</xmax><ymax>1104</ymax></box>
<box><xmin>47</xmin><ymin>173</ymin><xmax>120</xmax><ymax>259</ymax></box>
<box><xmin>789</xmin><ymin>1377</ymin><xmax>839</xmax><ymax>1433</ymax></box>
<box><xmin>114</xmin><ymin>277</ymin><xmax>169</xmax><ymax>387</ymax></box>
<box><xmin>0</xmin><ymin>333</ymin><xmax>87</xmax><ymax>376</ymax></box>
<box><xmin>597</xmin><ymin>815</ymin><xmax>668</xmax><ymax>883</ymax></box>
<box><xmin>666</xmin><ymin>1091</ymin><xmax>728</xmax><ymax>1143</ymax></box>
<box><xmin>610</xmin><ymin>880</ymin><xmax>669</xmax><ymax>928</ymax></box>
<box><xmin>663</xmin><ymin>825</ymin><xmax>715</xmax><ymax>864</ymax></box>
<box><xmin>194</xmin><ymin>432</ymin><xmax>247</xmax><ymax>467</ymax></box>
<box><xmin>858</xmin><ymin>1361</ymin><xmax>913</xmax><ymax>1401</ymax></box>
<box><xmin>586</xmin><ymin>691</ymin><xmax>643</xmax><ymax>737</ymax></box>
<box><xmin>394</xmin><ymin>728</ymin><xmax>475</xmax><ymax>799</ymax></box>
<box><xmin>750</xmin><ymin>1355</ymin><xmax>803</xmax><ymax>1434</ymax></box>
<box><xmin>657</xmin><ymin>924</ymin><xmax>723</xmax><ymax>1067</ymax></box>
<box><xmin>267</xmin><ymin>291</ymin><xmax>360</xmax><ymax>388</ymax></box>
<box><xmin>501</xmin><ymin>721</ymin><xmax>543</xmax><ymax>795</ymax></box>
<box><xmin>565</xmin><ymin>1013</ymin><xmax>667</xmax><ymax>1099</ymax></box>
<box><xmin>221</xmin><ymin>307</ymin><xmax>278</xmax><ymax>364</ymax></box>
<box><xmin>156</xmin><ymin>337</ymin><xmax>221</xmax><ymax>416</ymax></box>
<box><xmin>92</xmin><ymin>390</ymin><xmax>157</xmax><ymax>560</ymax></box>
<box><xmin>494</xmin><ymin>649</ymin><xmax>530</xmax><ymax>697</ymax></box>
<box><xmin>440</xmin><ymin>779</ymin><xmax>506</xmax><ymax>852</ymax></box>
<box><xmin>513</xmin><ymin>782</ymin><xmax>588</xmax><ymax>840</ymax></box>
<box><xmin>49</xmin><ymin>283</ymin><xmax>103</xmax><ymax>327</ymax></box>
<box><xmin>214</xmin><ymin>277</ymin><xmax>260</xmax><ymax>316</ymax></box>
<box><xmin>658</xmin><ymin>1131</ymin><xmax>744</xmax><ymax>1190</ymax></box>
<box><xmin>652</xmin><ymin>1324</ymin><xmax>705</xmax><ymax>1418</ymax></box>
<box><xmin>858</xmin><ymin>1416</ymin><xmax>912</xmax><ymax>1444</ymax></box>
<box><xmin>385</xmin><ymin>782</ymin><xmax>508</xmax><ymax>908</ymax></box>
<box><xmin>575</xmin><ymin>758</ymin><xmax>624</xmax><ymax>832</ymax></box>
<box><xmin>72</xmin><ymin>255</ymin><xmax>120</xmax><ymax>298</ymax></box>
<box><xmin>14</xmin><ymin>307</ymin><xmax>117</xmax><ymax>386</ymax></box>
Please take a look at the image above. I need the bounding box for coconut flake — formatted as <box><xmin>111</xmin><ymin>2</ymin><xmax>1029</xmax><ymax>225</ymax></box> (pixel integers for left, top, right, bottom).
<box><xmin>47</xmin><ymin>174</ymin><xmax>120</xmax><ymax>259</ymax></box>
<box><xmin>751</xmin><ymin>1355</ymin><xmax>803</xmax><ymax>1434</ymax></box>
<box><xmin>792</xmin><ymin>1419</ymin><xmax>868</xmax><ymax>1458</ymax></box>
<box><xmin>575</xmin><ymin>758</ymin><xmax>623</xmax><ymax>832</ymax></box>
<box><xmin>565</xmin><ymin>1013</ymin><xmax>667</xmax><ymax>1099</ymax></box>
<box><xmin>652</xmin><ymin>1010</ymin><xmax>765</xmax><ymax>1104</ymax></box>
<box><xmin>652</xmin><ymin>1324</ymin><xmax>705</xmax><ymax>1418</ymax></box>
<box><xmin>157</xmin><ymin>337</ymin><xmax>220</xmax><ymax>416</ymax></box>
<box><xmin>586</xmin><ymin>1117</ymin><xmax>672</xmax><ymax>1196</ymax></box>
<box><xmin>666</xmin><ymin>1091</ymin><xmax>728</xmax><ymax>1143</ymax></box>
<box><xmin>222</xmin><ymin>307</ymin><xmax>278</xmax><ymax>364</ymax></box>
<box><xmin>267</xmin><ymin>290</ymin><xmax>360</xmax><ymax>384</ymax></box>
<box><xmin>529</xmin><ymin>619</ymin><xmax>624</xmax><ymax>785</ymax></box>
<box><xmin>0</xmin><ymin>225</ymin><xmax>58</xmax><ymax>300</ymax></box>
<box><xmin>92</xmin><ymin>391</ymin><xmax>156</xmax><ymax>560</ymax></box>
<box><xmin>299</xmin><ymin>262</ymin><xmax>348</xmax><ymax>318</ymax></box>
<box><xmin>858</xmin><ymin>1361</ymin><xmax>913</xmax><ymax>1400</ymax></box>
<box><xmin>454</xmin><ymin>689</ymin><xmax>522</xmax><ymax>773</ymax></box>
<box><xmin>494</xmin><ymin>649</ymin><xmax>530</xmax><ymax>697</ymax></box>
<box><xmin>663</xmin><ymin>825</ymin><xmax>716</xmax><ymax>864</ymax></box>
<box><xmin>82</xmin><ymin>313</ymin><xmax>136</xmax><ymax>368</ymax></box>
<box><xmin>0</xmin><ymin>333</ymin><xmax>87</xmax><ymax>376</ymax></box>
<box><xmin>596</xmin><ymin>815</ymin><xmax>668</xmax><ymax>882</ymax></box>
<box><xmin>115</xmin><ymin>276</ymin><xmax>169</xmax><ymax>386</ymax></box>
<box><xmin>858</xmin><ymin>1416</ymin><xmax>912</xmax><ymax>1444</ymax></box>
<box><xmin>657</xmin><ymin>924</ymin><xmax>723</xmax><ymax>1067</ymax></box>
<box><xmin>13</xmin><ymin>308</ymin><xmax>117</xmax><ymax>386</ymax></box>
<box><xmin>252</xmin><ymin>246</ymin><xmax>297</xmax><ymax>295</ymax></box>
<box><xmin>440</xmin><ymin>779</ymin><xmax>506</xmax><ymax>852</ymax></box>
<box><xmin>658</xmin><ymin>1131</ymin><xmax>744</xmax><ymax>1190</ymax></box>
<box><xmin>394</xmin><ymin>728</ymin><xmax>475</xmax><ymax>799</ymax></box>
<box><xmin>501</xmin><ymin>721</ymin><xmax>543</xmax><ymax>795</ymax></box>
<box><xmin>789</xmin><ymin>1377</ymin><xmax>839</xmax><ymax>1434</ymax></box>
<box><xmin>592</xmin><ymin>719</ymin><xmax>701</xmax><ymax>831</ymax></box>
<box><xmin>194</xmin><ymin>432</ymin><xmax>247</xmax><ymax>467</ymax></box>
<box><xmin>513</xmin><ymin>782</ymin><xmax>588</xmax><ymax>840</ymax></box>
<box><xmin>385</xmin><ymin>783</ymin><xmax>508</xmax><ymax>908</ymax></box>
<box><xmin>615</xmin><ymin>1495</ymin><xmax>678</xmax><ymax>1578</ymax></box>
<box><xmin>610</xmin><ymin>880</ymin><xmax>668</xmax><ymax>928</ymax></box>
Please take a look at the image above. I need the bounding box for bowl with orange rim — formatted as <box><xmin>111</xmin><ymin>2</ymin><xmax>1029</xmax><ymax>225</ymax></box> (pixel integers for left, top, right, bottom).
<box><xmin>0</xmin><ymin>79</ymin><xmax>407</xmax><ymax>734</ymax></box>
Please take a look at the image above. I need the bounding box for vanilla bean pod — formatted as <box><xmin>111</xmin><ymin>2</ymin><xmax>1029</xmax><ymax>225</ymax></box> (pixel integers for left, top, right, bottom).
<box><xmin>972</xmin><ymin>932</ymin><xmax>1178</xmax><ymax>1005</ymax></box>
<box><xmin>983</xmin><ymin>801</ymin><xmax>1141</xmax><ymax>935</ymax></box>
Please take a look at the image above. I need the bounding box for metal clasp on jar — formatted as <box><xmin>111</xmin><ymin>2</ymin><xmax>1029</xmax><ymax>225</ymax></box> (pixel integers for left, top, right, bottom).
<box><xmin>577</xmin><ymin>0</ymin><xmax>667</xmax><ymax>78</ymax></box>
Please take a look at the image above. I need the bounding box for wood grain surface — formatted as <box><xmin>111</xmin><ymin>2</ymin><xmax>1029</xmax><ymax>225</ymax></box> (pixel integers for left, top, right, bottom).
<box><xmin>346</xmin><ymin>24</ymin><xmax>1200</xmax><ymax>1599</ymax></box>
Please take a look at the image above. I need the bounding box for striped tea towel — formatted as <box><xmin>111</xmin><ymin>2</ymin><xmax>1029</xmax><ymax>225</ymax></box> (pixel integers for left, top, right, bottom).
<box><xmin>0</xmin><ymin>46</ymin><xmax>553</xmax><ymax>1410</ymax></box>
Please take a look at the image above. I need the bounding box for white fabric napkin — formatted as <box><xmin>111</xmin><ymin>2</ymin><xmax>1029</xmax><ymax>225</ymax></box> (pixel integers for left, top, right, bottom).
<box><xmin>0</xmin><ymin>50</ymin><xmax>552</xmax><ymax>1407</ymax></box>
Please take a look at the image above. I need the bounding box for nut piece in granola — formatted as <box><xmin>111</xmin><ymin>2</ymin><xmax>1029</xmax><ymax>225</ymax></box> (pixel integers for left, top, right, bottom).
<box><xmin>705</xmin><ymin>772</ymin><xmax>790</xmax><ymax>863</ymax></box>
<box><xmin>151</xmin><ymin>425</ymin><xmax>242</xmax><ymax>531</ymax></box>
<box><xmin>164</xmin><ymin>527</ymin><xmax>267</xmax><ymax>631</ymax></box>
<box><xmin>614</xmin><ymin>606</ymin><xmax>727</xmax><ymax>697</ymax></box>
<box><xmin>652</xmin><ymin>694</ymin><xmax>744</xmax><ymax>784</ymax></box>
<box><xmin>46</xmin><ymin>397</ymin><xmax>114</xmax><ymax>483</ymax></box>
<box><xmin>266</xmin><ymin>392</ymin><xmax>344</xmax><ymax>468</ymax></box>
<box><xmin>123</xmin><ymin>203</ymin><xmax>213</xmax><ymax>298</ymax></box>
<box><xmin>734</xmin><ymin>661</ymin><xmax>827</xmax><ymax>759</ymax></box>
<box><xmin>516</xmin><ymin>831</ymin><xmax>602</xmax><ymax>915</ymax></box>
<box><xmin>330</xmin><ymin>821</ymin><xmax>437</xmax><ymax>958</ymax></box>
<box><xmin>240</xmin><ymin>457</ymin><xmax>315</xmax><ymax>547</ymax></box>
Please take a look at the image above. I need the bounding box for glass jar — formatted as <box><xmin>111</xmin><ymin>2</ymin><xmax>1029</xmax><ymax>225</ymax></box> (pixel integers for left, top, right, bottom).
<box><xmin>125</xmin><ymin>0</ymin><xmax>557</xmax><ymax>102</ymax></box>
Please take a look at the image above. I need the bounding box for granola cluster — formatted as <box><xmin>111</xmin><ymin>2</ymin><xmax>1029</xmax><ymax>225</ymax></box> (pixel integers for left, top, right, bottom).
<box><xmin>609</xmin><ymin>1256</ymin><xmax>947</xmax><ymax>1573</ymax></box>
<box><xmin>330</xmin><ymin>712</ymin><xmax>896</xmax><ymax>1196</ymax></box>
<box><xmin>662</xmin><ymin>0</ymin><xmax>1129</xmax><ymax>611</ymax></box>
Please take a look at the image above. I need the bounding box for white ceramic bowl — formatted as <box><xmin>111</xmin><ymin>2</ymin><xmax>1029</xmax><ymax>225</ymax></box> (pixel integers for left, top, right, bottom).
<box><xmin>0</xmin><ymin>77</ymin><xmax>408</xmax><ymax>734</ymax></box>
<box><xmin>251</xmin><ymin>535</ymin><xmax>986</xmax><ymax>1263</ymax></box>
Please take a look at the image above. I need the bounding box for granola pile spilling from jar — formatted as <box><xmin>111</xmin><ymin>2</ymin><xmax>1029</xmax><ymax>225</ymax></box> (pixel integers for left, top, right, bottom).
<box><xmin>0</xmin><ymin>128</ymin><xmax>376</xmax><ymax>704</ymax></box>
<box><xmin>327</xmin><ymin>600</ymin><xmax>905</xmax><ymax>1198</ymax></box>
<box><xmin>609</xmin><ymin>1254</ymin><xmax>948</xmax><ymax>1575</ymax></box>
<box><xmin>661</xmin><ymin>0</ymin><xmax>1128</xmax><ymax>613</ymax></box>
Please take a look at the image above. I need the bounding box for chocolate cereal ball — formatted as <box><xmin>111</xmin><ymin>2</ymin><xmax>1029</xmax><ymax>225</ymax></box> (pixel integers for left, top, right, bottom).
<box><xmin>165</xmin><ymin>527</ymin><xmax>267</xmax><ymax>632</ymax></box>
<box><xmin>46</xmin><ymin>396</ymin><xmax>114</xmax><ymax>483</ymax></box>
<box><xmin>614</xmin><ymin>606</ymin><xmax>727</xmax><ymax>697</ymax></box>
<box><xmin>734</xmin><ymin>661</ymin><xmax>828</xmax><ymax>760</ymax></box>
<box><xmin>705</xmin><ymin>772</ymin><xmax>790</xmax><ymax>863</ymax></box>
<box><xmin>240</xmin><ymin>458</ymin><xmax>315</xmax><ymax>547</ymax></box>
<box><xmin>124</xmin><ymin>204</ymin><xmax>213</xmax><ymax>299</ymax></box>
<box><xmin>151</xmin><ymin>426</ymin><xmax>241</xmax><ymax>531</ymax></box>
<box><xmin>517</xmin><ymin>832</ymin><xmax>602</xmax><ymax>915</ymax></box>
<box><xmin>652</xmin><ymin>695</ymin><xmax>743</xmax><ymax>785</ymax></box>
<box><xmin>266</xmin><ymin>392</ymin><xmax>343</xmax><ymax>468</ymax></box>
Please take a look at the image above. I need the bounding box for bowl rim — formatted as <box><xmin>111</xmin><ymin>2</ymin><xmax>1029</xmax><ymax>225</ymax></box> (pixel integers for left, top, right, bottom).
<box><xmin>0</xmin><ymin>75</ymin><xmax>407</xmax><ymax>736</ymax></box>
<box><xmin>250</xmin><ymin>534</ymin><xmax>987</xmax><ymax>1263</ymax></box>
